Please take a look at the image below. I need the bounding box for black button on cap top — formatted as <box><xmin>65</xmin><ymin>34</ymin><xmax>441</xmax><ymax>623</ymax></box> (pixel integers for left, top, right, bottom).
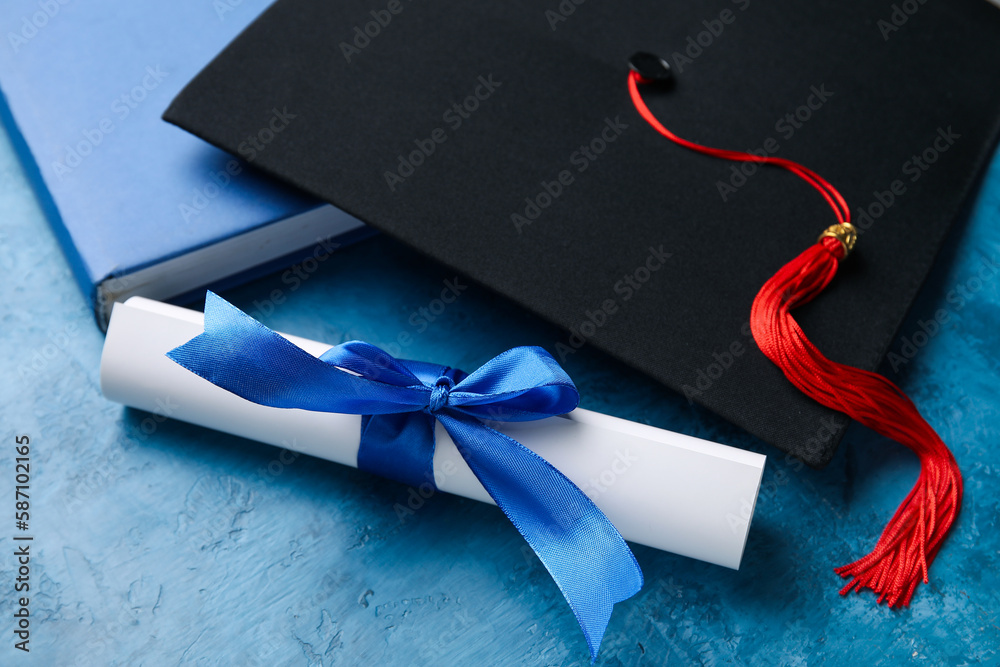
<box><xmin>628</xmin><ymin>52</ymin><xmax>674</xmax><ymax>84</ymax></box>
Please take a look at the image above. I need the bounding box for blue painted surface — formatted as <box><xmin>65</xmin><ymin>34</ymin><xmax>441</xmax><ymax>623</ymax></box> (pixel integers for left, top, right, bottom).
<box><xmin>1</xmin><ymin>117</ymin><xmax>998</xmax><ymax>665</ymax></box>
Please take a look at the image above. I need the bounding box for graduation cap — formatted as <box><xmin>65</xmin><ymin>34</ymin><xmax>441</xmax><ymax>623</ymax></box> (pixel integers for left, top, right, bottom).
<box><xmin>164</xmin><ymin>0</ymin><xmax>1000</xmax><ymax>608</ymax></box>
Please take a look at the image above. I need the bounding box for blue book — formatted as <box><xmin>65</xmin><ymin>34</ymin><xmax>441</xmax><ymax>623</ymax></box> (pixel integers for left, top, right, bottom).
<box><xmin>0</xmin><ymin>0</ymin><xmax>368</xmax><ymax>328</ymax></box>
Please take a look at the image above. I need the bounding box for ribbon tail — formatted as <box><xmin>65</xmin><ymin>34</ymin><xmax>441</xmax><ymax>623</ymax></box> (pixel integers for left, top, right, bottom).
<box><xmin>167</xmin><ymin>292</ymin><xmax>429</xmax><ymax>414</ymax></box>
<box><xmin>436</xmin><ymin>411</ymin><xmax>643</xmax><ymax>661</ymax></box>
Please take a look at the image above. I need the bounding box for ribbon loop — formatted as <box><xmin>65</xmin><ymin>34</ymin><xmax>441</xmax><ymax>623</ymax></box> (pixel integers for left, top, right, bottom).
<box><xmin>167</xmin><ymin>292</ymin><xmax>643</xmax><ymax>661</ymax></box>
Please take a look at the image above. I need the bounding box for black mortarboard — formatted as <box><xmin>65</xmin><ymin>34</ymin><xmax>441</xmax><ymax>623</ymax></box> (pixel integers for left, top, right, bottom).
<box><xmin>163</xmin><ymin>0</ymin><xmax>1000</xmax><ymax>470</ymax></box>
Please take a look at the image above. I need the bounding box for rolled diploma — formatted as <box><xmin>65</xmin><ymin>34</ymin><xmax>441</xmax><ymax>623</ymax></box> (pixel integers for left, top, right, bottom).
<box><xmin>100</xmin><ymin>297</ymin><xmax>765</xmax><ymax>569</ymax></box>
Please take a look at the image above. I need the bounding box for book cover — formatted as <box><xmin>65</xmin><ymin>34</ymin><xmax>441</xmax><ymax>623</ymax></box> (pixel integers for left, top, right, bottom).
<box><xmin>0</xmin><ymin>0</ymin><xmax>367</xmax><ymax>329</ymax></box>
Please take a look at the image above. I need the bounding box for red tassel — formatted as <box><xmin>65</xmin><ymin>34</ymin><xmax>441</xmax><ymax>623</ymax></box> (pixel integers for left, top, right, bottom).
<box><xmin>751</xmin><ymin>231</ymin><xmax>963</xmax><ymax>607</ymax></box>
<box><xmin>628</xmin><ymin>67</ymin><xmax>963</xmax><ymax>607</ymax></box>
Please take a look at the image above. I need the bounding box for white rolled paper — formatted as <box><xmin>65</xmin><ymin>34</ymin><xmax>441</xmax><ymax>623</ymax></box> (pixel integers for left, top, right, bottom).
<box><xmin>100</xmin><ymin>297</ymin><xmax>765</xmax><ymax>569</ymax></box>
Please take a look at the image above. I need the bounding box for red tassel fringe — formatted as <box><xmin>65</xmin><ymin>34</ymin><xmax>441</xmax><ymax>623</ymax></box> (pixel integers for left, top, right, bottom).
<box><xmin>628</xmin><ymin>69</ymin><xmax>963</xmax><ymax>607</ymax></box>
<box><xmin>750</xmin><ymin>237</ymin><xmax>963</xmax><ymax>607</ymax></box>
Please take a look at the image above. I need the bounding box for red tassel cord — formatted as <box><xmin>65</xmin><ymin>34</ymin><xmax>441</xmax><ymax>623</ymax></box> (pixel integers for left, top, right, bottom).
<box><xmin>628</xmin><ymin>66</ymin><xmax>963</xmax><ymax>607</ymax></box>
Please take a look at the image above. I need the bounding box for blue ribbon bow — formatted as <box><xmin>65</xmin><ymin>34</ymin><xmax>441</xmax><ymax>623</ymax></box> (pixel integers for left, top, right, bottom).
<box><xmin>167</xmin><ymin>292</ymin><xmax>643</xmax><ymax>660</ymax></box>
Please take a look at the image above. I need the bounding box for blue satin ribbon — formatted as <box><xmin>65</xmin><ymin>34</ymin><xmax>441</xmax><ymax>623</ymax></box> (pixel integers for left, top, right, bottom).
<box><xmin>167</xmin><ymin>292</ymin><xmax>643</xmax><ymax>660</ymax></box>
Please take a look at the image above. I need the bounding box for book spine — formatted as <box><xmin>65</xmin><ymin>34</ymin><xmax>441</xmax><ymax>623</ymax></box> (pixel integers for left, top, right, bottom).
<box><xmin>0</xmin><ymin>81</ymin><xmax>99</xmax><ymax>317</ymax></box>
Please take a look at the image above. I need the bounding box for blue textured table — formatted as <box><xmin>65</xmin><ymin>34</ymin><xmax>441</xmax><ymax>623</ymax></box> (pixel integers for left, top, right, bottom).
<box><xmin>1</xmin><ymin>118</ymin><xmax>998</xmax><ymax>666</ymax></box>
